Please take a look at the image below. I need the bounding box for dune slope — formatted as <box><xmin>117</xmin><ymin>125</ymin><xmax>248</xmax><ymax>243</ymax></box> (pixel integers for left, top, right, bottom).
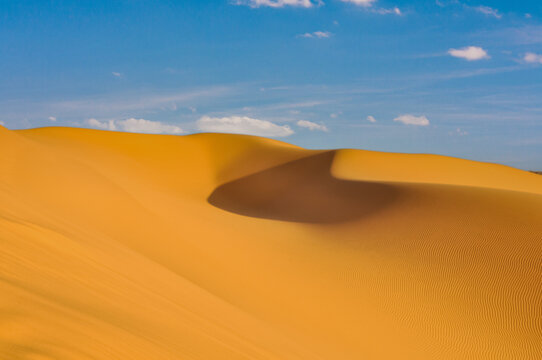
<box><xmin>1</xmin><ymin>125</ymin><xmax>541</xmax><ymax>359</ymax></box>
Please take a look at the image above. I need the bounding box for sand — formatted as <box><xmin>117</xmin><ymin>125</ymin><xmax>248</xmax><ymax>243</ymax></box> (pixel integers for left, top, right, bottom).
<box><xmin>1</xmin><ymin>125</ymin><xmax>541</xmax><ymax>359</ymax></box>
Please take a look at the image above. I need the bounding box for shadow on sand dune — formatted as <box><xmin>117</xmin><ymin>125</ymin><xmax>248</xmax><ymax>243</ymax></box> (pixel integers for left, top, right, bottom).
<box><xmin>208</xmin><ymin>151</ymin><xmax>399</xmax><ymax>224</ymax></box>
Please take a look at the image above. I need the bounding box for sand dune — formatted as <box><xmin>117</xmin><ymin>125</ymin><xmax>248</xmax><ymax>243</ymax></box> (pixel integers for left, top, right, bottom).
<box><xmin>1</xmin><ymin>125</ymin><xmax>541</xmax><ymax>359</ymax></box>
<box><xmin>209</xmin><ymin>151</ymin><xmax>398</xmax><ymax>223</ymax></box>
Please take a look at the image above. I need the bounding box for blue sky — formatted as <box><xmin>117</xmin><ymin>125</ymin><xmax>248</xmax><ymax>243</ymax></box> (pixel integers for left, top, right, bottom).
<box><xmin>1</xmin><ymin>0</ymin><xmax>541</xmax><ymax>169</ymax></box>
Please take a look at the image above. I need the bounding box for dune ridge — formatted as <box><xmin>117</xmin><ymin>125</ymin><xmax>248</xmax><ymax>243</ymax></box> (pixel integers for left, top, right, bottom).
<box><xmin>1</xmin><ymin>125</ymin><xmax>541</xmax><ymax>359</ymax></box>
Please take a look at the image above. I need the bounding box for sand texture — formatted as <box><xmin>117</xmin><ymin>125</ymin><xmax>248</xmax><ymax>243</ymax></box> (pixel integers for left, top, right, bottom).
<box><xmin>1</xmin><ymin>125</ymin><xmax>541</xmax><ymax>359</ymax></box>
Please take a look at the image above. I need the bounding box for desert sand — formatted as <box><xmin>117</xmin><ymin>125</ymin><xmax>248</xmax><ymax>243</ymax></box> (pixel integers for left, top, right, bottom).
<box><xmin>1</xmin><ymin>124</ymin><xmax>541</xmax><ymax>359</ymax></box>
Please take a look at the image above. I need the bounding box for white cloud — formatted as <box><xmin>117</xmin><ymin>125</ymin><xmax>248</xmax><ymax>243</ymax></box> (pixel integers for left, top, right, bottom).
<box><xmin>394</xmin><ymin>114</ymin><xmax>430</xmax><ymax>126</ymax></box>
<box><xmin>118</xmin><ymin>118</ymin><xmax>183</xmax><ymax>134</ymax></box>
<box><xmin>524</xmin><ymin>52</ymin><xmax>542</xmax><ymax>64</ymax></box>
<box><xmin>48</xmin><ymin>116</ymin><xmax>57</xmax><ymax>122</ymax></box>
<box><xmin>299</xmin><ymin>31</ymin><xmax>331</xmax><ymax>39</ymax></box>
<box><xmin>88</xmin><ymin>118</ymin><xmax>116</xmax><ymax>130</ymax></box>
<box><xmin>0</xmin><ymin>121</ymin><xmax>5</xmax><ymax>126</ymax></box>
<box><xmin>525</xmin><ymin>13</ymin><xmax>532</xmax><ymax>19</ymax></box>
<box><xmin>234</xmin><ymin>0</ymin><xmax>319</xmax><ymax>8</ymax></box>
<box><xmin>339</xmin><ymin>0</ymin><xmax>376</xmax><ymax>7</ymax></box>
<box><xmin>367</xmin><ymin>115</ymin><xmax>376</xmax><ymax>123</ymax></box>
<box><xmin>87</xmin><ymin>118</ymin><xmax>183</xmax><ymax>134</ymax></box>
<box><xmin>297</xmin><ymin>120</ymin><xmax>328</xmax><ymax>131</ymax></box>
<box><xmin>112</xmin><ymin>72</ymin><xmax>122</xmax><ymax>78</ymax></box>
<box><xmin>197</xmin><ymin>115</ymin><xmax>293</xmax><ymax>137</ymax></box>
<box><xmin>474</xmin><ymin>6</ymin><xmax>502</xmax><ymax>19</ymax></box>
<box><xmin>448</xmin><ymin>46</ymin><xmax>490</xmax><ymax>61</ymax></box>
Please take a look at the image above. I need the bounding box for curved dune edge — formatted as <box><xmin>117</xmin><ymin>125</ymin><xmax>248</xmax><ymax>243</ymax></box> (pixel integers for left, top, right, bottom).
<box><xmin>208</xmin><ymin>151</ymin><xmax>400</xmax><ymax>223</ymax></box>
<box><xmin>1</xmin><ymin>125</ymin><xmax>541</xmax><ymax>359</ymax></box>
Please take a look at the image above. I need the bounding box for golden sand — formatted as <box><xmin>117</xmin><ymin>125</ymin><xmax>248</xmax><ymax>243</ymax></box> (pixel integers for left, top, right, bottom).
<box><xmin>1</xmin><ymin>125</ymin><xmax>541</xmax><ymax>359</ymax></box>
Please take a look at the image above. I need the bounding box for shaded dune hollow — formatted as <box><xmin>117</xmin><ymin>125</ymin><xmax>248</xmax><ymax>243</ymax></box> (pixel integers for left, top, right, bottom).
<box><xmin>208</xmin><ymin>151</ymin><xmax>398</xmax><ymax>223</ymax></box>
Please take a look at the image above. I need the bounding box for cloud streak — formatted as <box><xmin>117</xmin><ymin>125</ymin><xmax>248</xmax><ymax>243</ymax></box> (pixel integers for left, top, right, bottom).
<box><xmin>372</xmin><ymin>7</ymin><xmax>401</xmax><ymax>15</ymax></box>
<box><xmin>298</xmin><ymin>31</ymin><xmax>331</xmax><ymax>39</ymax></box>
<box><xmin>49</xmin><ymin>87</ymin><xmax>232</xmax><ymax>118</ymax></box>
<box><xmin>437</xmin><ymin>1</ymin><xmax>502</xmax><ymax>19</ymax></box>
<box><xmin>234</xmin><ymin>0</ymin><xmax>319</xmax><ymax>8</ymax></box>
<box><xmin>474</xmin><ymin>5</ymin><xmax>502</xmax><ymax>19</ymax></box>
<box><xmin>339</xmin><ymin>0</ymin><xmax>376</xmax><ymax>7</ymax></box>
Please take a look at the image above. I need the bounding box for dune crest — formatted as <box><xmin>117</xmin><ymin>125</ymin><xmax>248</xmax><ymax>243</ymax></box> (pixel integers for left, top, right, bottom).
<box><xmin>1</xmin><ymin>126</ymin><xmax>541</xmax><ymax>359</ymax></box>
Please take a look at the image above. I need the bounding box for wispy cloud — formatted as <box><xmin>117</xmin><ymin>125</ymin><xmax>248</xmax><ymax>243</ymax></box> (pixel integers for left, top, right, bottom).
<box><xmin>448</xmin><ymin>46</ymin><xmax>489</xmax><ymax>61</ymax></box>
<box><xmin>298</xmin><ymin>31</ymin><xmax>331</xmax><ymax>39</ymax></box>
<box><xmin>436</xmin><ymin>1</ymin><xmax>502</xmax><ymax>19</ymax></box>
<box><xmin>233</xmin><ymin>0</ymin><xmax>320</xmax><ymax>8</ymax></box>
<box><xmin>48</xmin><ymin>116</ymin><xmax>57</xmax><ymax>122</ymax></box>
<box><xmin>197</xmin><ymin>115</ymin><xmax>294</xmax><ymax>137</ymax></box>
<box><xmin>394</xmin><ymin>114</ymin><xmax>430</xmax><ymax>126</ymax></box>
<box><xmin>112</xmin><ymin>72</ymin><xmax>122</xmax><ymax>78</ymax></box>
<box><xmin>338</xmin><ymin>0</ymin><xmax>401</xmax><ymax>15</ymax></box>
<box><xmin>413</xmin><ymin>66</ymin><xmax>524</xmax><ymax>81</ymax></box>
<box><xmin>367</xmin><ymin>115</ymin><xmax>377</xmax><ymax>123</ymax></box>
<box><xmin>449</xmin><ymin>128</ymin><xmax>469</xmax><ymax>136</ymax></box>
<box><xmin>510</xmin><ymin>137</ymin><xmax>542</xmax><ymax>146</ymax></box>
<box><xmin>473</xmin><ymin>5</ymin><xmax>501</xmax><ymax>19</ymax></box>
<box><xmin>255</xmin><ymin>100</ymin><xmax>328</xmax><ymax>112</ymax></box>
<box><xmin>475</xmin><ymin>25</ymin><xmax>542</xmax><ymax>46</ymax></box>
<box><xmin>87</xmin><ymin>118</ymin><xmax>184</xmax><ymax>134</ymax></box>
<box><xmin>372</xmin><ymin>7</ymin><xmax>401</xmax><ymax>15</ymax></box>
<box><xmin>297</xmin><ymin>120</ymin><xmax>328</xmax><ymax>131</ymax></box>
<box><xmin>0</xmin><ymin>86</ymin><xmax>235</xmax><ymax>130</ymax></box>
<box><xmin>51</xmin><ymin>87</ymin><xmax>232</xmax><ymax>116</ymax></box>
